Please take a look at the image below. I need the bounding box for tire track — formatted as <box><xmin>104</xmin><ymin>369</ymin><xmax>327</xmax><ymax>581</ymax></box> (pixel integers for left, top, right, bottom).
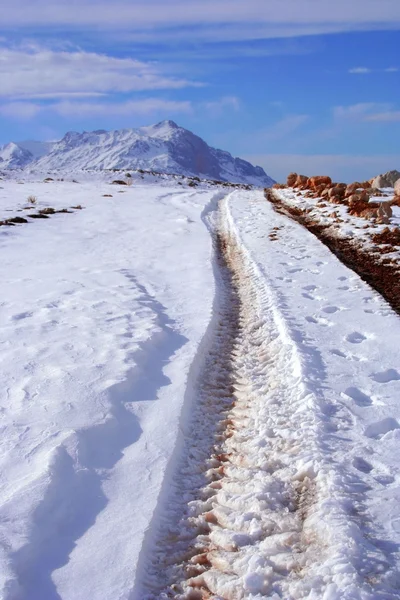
<box><xmin>141</xmin><ymin>200</ymin><xmax>325</xmax><ymax>599</ymax></box>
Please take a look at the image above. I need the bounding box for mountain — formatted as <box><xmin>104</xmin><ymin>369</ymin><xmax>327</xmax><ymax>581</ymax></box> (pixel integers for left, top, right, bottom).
<box><xmin>1</xmin><ymin>121</ymin><xmax>275</xmax><ymax>186</ymax></box>
<box><xmin>0</xmin><ymin>142</ymin><xmax>34</xmax><ymax>169</ymax></box>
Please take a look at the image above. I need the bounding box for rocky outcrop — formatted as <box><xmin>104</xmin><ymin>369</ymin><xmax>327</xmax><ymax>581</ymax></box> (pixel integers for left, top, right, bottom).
<box><xmin>276</xmin><ymin>171</ymin><xmax>396</xmax><ymax>224</ymax></box>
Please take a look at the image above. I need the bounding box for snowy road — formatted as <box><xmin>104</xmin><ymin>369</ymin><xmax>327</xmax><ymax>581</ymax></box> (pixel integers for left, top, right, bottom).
<box><xmin>1</xmin><ymin>177</ymin><xmax>400</xmax><ymax>599</ymax></box>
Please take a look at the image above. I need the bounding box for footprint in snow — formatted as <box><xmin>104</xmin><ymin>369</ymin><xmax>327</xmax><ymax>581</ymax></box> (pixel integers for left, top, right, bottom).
<box><xmin>346</xmin><ymin>331</ymin><xmax>367</xmax><ymax>344</ymax></box>
<box><xmin>342</xmin><ymin>387</ymin><xmax>373</xmax><ymax>407</ymax></box>
<box><xmin>303</xmin><ymin>285</ymin><xmax>317</xmax><ymax>291</ymax></box>
<box><xmin>365</xmin><ymin>418</ymin><xmax>400</xmax><ymax>439</ymax></box>
<box><xmin>353</xmin><ymin>456</ymin><xmax>373</xmax><ymax>473</ymax></box>
<box><xmin>11</xmin><ymin>311</ymin><xmax>33</xmax><ymax>321</ymax></box>
<box><xmin>330</xmin><ymin>349</ymin><xmax>362</xmax><ymax>362</ymax></box>
<box><xmin>371</xmin><ymin>369</ymin><xmax>400</xmax><ymax>384</ymax></box>
<box><xmin>322</xmin><ymin>306</ymin><xmax>340</xmax><ymax>314</ymax></box>
<box><xmin>305</xmin><ymin>315</ymin><xmax>331</xmax><ymax>327</ymax></box>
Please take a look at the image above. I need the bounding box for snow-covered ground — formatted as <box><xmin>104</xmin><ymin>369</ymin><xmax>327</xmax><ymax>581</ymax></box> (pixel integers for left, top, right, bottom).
<box><xmin>1</xmin><ymin>175</ymin><xmax>400</xmax><ymax>599</ymax></box>
<box><xmin>0</xmin><ymin>175</ymin><xmax>223</xmax><ymax>599</ymax></box>
<box><xmin>274</xmin><ymin>186</ymin><xmax>400</xmax><ymax>264</ymax></box>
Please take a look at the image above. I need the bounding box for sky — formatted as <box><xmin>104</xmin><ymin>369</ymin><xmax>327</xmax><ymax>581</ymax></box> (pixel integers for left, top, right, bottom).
<box><xmin>0</xmin><ymin>0</ymin><xmax>399</xmax><ymax>182</ymax></box>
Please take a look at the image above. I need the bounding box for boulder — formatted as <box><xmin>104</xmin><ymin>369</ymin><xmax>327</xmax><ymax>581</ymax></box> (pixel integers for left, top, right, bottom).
<box><xmin>345</xmin><ymin>182</ymin><xmax>363</xmax><ymax>197</ymax></box>
<box><xmin>372</xmin><ymin>170</ymin><xmax>400</xmax><ymax>189</ymax></box>
<box><xmin>377</xmin><ymin>201</ymin><xmax>393</xmax><ymax>219</ymax></box>
<box><xmin>307</xmin><ymin>176</ymin><xmax>332</xmax><ymax>190</ymax></box>
<box><xmin>394</xmin><ymin>178</ymin><xmax>400</xmax><ymax>196</ymax></box>
<box><xmin>348</xmin><ymin>198</ymin><xmax>380</xmax><ymax>219</ymax></box>
<box><xmin>287</xmin><ymin>172</ymin><xmax>298</xmax><ymax>187</ymax></box>
<box><xmin>293</xmin><ymin>174</ymin><xmax>308</xmax><ymax>188</ymax></box>
<box><xmin>329</xmin><ymin>185</ymin><xmax>345</xmax><ymax>201</ymax></box>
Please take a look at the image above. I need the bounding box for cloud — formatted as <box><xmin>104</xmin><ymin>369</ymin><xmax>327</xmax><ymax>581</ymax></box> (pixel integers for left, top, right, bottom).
<box><xmin>0</xmin><ymin>46</ymin><xmax>201</xmax><ymax>99</ymax></box>
<box><xmin>244</xmin><ymin>153</ymin><xmax>400</xmax><ymax>183</ymax></box>
<box><xmin>365</xmin><ymin>111</ymin><xmax>400</xmax><ymax>122</ymax></box>
<box><xmin>0</xmin><ymin>101</ymin><xmax>41</xmax><ymax>119</ymax></box>
<box><xmin>53</xmin><ymin>98</ymin><xmax>193</xmax><ymax>117</ymax></box>
<box><xmin>203</xmin><ymin>96</ymin><xmax>240</xmax><ymax>116</ymax></box>
<box><xmin>333</xmin><ymin>103</ymin><xmax>393</xmax><ymax>120</ymax></box>
<box><xmin>349</xmin><ymin>66</ymin><xmax>399</xmax><ymax>74</ymax></box>
<box><xmin>348</xmin><ymin>67</ymin><xmax>372</xmax><ymax>74</ymax></box>
<box><xmin>0</xmin><ymin>95</ymin><xmax>242</xmax><ymax>121</ymax></box>
<box><xmin>257</xmin><ymin>115</ymin><xmax>309</xmax><ymax>141</ymax></box>
<box><xmin>1</xmin><ymin>0</ymin><xmax>400</xmax><ymax>41</ymax></box>
<box><xmin>0</xmin><ymin>98</ymin><xmax>193</xmax><ymax>119</ymax></box>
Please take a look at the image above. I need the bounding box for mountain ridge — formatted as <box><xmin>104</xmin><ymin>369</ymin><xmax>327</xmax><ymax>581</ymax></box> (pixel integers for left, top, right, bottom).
<box><xmin>0</xmin><ymin>121</ymin><xmax>275</xmax><ymax>187</ymax></box>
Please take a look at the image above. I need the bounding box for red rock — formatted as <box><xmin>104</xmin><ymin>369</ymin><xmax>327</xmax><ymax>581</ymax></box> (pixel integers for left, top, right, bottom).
<box><xmin>307</xmin><ymin>176</ymin><xmax>332</xmax><ymax>190</ymax></box>
<box><xmin>293</xmin><ymin>174</ymin><xmax>308</xmax><ymax>188</ymax></box>
<box><xmin>345</xmin><ymin>182</ymin><xmax>363</xmax><ymax>197</ymax></box>
<box><xmin>287</xmin><ymin>172</ymin><xmax>298</xmax><ymax>187</ymax></box>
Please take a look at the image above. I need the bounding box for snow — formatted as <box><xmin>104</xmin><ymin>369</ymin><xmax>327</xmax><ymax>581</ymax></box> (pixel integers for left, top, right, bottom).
<box><xmin>0</xmin><ymin>121</ymin><xmax>275</xmax><ymax>187</ymax></box>
<box><xmin>1</xmin><ymin>176</ymin><xmax>400</xmax><ymax>599</ymax></box>
<box><xmin>0</xmin><ymin>175</ymin><xmax>223</xmax><ymax>599</ymax></box>
<box><xmin>275</xmin><ymin>186</ymin><xmax>400</xmax><ymax>264</ymax></box>
<box><xmin>221</xmin><ymin>190</ymin><xmax>400</xmax><ymax>598</ymax></box>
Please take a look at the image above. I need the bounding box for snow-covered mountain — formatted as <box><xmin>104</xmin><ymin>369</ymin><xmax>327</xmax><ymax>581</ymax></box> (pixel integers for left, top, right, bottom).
<box><xmin>0</xmin><ymin>142</ymin><xmax>35</xmax><ymax>169</ymax></box>
<box><xmin>0</xmin><ymin>121</ymin><xmax>275</xmax><ymax>186</ymax></box>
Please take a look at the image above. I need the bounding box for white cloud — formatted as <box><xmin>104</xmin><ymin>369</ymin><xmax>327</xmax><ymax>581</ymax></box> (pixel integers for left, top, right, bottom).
<box><xmin>0</xmin><ymin>98</ymin><xmax>193</xmax><ymax>119</ymax></box>
<box><xmin>53</xmin><ymin>98</ymin><xmax>193</xmax><ymax>117</ymax></box>
<box><xmin>1</xmin><ymin>0</ymin><xmax>400</xmax><ymax>41</ymax></box>
<box><xmin>203</xmin><ymin>96</ymin><xmax>240</xmax><ymax>116</ymax></box>
<box><xmin>0</xmin><ymin>47</ymin><xmax>200</xmax><ymax>99</ymax></box>
<box><xmin>365</xmin><ymin>111</ymin><xmax>400</xmax><ymax>122</ymax></box>
<box><xmin>348</xmin><ymin>67</ymin><xmax>399</xmax><ymax>74</ymax></box>
<box><xmin>257</xmin><ymin>115</ymin><xmax>309</xmax><ymax>141</ymax></box>
<box><xmin>333</xmin><ymin>103</ymin><xmax>393</xmax><ymax>120</ymax></box>
<box><xmin>0</xmin><ymin>101</ymin><xmax>41</xmax><ymax>119</ymax></box>
<box><xmin>0</xmin><ymin>95</ymin><xmax>242</xmax><ymax>121</ymax></box>
<box><xmin>348</xmin><ymin>67</ymin><xmax>372</xmax><ymax>74</ymax></box>
<box><xmin>244</xmin><ymin>153</ymin><xmax>400</xmax><ymax>184</ymax></box>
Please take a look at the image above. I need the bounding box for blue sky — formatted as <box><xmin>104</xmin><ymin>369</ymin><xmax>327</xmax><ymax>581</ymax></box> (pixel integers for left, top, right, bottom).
<box><xmin>0</xmin><ymin>0</ymin><xmax>399</xmax><ymax>182</ymax></box>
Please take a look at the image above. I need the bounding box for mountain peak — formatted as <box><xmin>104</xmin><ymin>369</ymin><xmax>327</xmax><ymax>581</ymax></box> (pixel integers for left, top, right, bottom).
<box><xmin>154</xmin><ymin>120</ymin><xmax>179</xmax><ymax>129</ymax></box>
<box><xmin>0</xmin><ymin>122</ymin><xmax>275</xmax><ymax>186</ymax></box>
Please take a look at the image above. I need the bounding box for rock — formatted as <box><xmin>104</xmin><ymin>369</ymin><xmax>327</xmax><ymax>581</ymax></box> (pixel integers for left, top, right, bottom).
<box><xmin>347</xmin><ymin>194</ymin><xmax>362</xmax><ymax>207</ymax></box>
<box><xmin>345</xmin><ymin>182</ymin><xmax>363</xmax><ymax>197</ymax></box>
<box><xmin>372</xmin><ymin>170</ymin><xmax>400</xmax><ymax>189</ymax></box>
<box><xmin>7</xmin><ymin>216</ymin><xmax>28</xmax><ymax>224</ymax></box>
<box><xmin>377</xmin><ymin>202</ymin><xmax>393</xmax><ymax>220</ymax></box>
<box><xmin>272</xmin><ymin>183</ymin><xmax>286</xmax><ymax>189</ymax></box>
<box><xmin>329</xmin><ymin>186</ymin><xmax>345</xmax><ymax>201</ymax></box>
<box><xmin>293</xmin><ymin>174</ymin><xmax>308</xmax><ymax>188</ymax></box>
<box><xmin>394</xmin><ymin>178</ymin><xmax>400</xmax><ymax>195</ymax></box>
<box><xmin>307</xmin><ymin>176</ymin><xmax>332</xmax><ymax>190</ymax></box>
<box><xmin>287</xmin><ymin>172</ymin><xmax>298</xmax><ymax>187</ymax></box>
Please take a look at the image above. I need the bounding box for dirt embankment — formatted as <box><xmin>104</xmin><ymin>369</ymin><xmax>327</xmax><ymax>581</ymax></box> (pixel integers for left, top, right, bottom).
<box><xmin>265</xmin><ymin>188</ymin><xmax>400</xmax><ymax>316</ymax></box>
